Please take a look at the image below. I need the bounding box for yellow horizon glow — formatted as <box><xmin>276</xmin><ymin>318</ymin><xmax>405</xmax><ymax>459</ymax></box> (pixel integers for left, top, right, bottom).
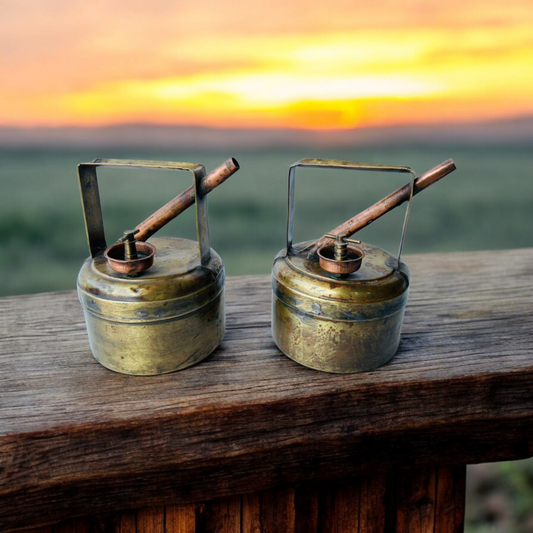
<box><xmin>2</xmin><ymin>10</ymin><xmax>533</xmax><ymax>130</ymax></box>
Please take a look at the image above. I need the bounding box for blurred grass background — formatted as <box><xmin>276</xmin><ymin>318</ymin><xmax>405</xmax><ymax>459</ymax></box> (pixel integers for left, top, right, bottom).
<box><xmin>1</xmin><ymin>142</ymin><xmax>532</xmax><ymax>296</ymax></box>
<box><xmin>1</xmin><ymin>142</ymin><xmax>533</xmax><ymax>531</ymax></box>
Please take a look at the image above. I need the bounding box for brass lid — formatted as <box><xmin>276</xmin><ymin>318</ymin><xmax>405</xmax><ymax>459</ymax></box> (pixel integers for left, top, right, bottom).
<box><xmin>273</xmin><ymin>240</ymin><xmax>409</xmax><ymax>306</ymax></box>
<box><xmin>78</xmin><ymin>237</ymin><xmax>224</xmax><ymax>322</ymax></box>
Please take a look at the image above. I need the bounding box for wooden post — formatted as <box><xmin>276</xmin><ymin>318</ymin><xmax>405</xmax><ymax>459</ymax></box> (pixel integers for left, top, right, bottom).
<box><xmin>19</xmin><ymin>467</ymin><xmax>465</xmax><ymax>533</ymax></box>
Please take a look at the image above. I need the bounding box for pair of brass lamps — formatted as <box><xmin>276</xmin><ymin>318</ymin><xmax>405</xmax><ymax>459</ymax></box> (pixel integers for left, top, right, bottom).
<box><xmin>77</xmin><ymin>156</ymin><xmax>455</xmax><ymax>375</ymax></box>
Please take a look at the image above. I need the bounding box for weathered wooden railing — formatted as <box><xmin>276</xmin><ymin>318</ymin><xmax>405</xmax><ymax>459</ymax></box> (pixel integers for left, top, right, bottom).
<box><xmin>1</xmin><ymin>249</ymin><xmax>533</xmax><ymax>532</ymax></box>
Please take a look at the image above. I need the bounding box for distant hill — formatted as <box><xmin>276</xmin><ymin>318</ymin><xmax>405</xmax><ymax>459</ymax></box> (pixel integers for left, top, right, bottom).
<box><xmin>1</xmin><ymin>116</ymin><xmax>532</xmax><ymax>149</ymax></box>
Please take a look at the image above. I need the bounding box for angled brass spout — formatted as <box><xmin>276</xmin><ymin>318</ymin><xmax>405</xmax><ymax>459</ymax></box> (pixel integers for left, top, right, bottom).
<box><xmin>311</xmin><ymin>158</ymin><xmax>456</xmax><ymax>253</ymax></box>
<box><xmin>119</xmin><ymin>157</ymin><xmax>240</xmax><ymax>242</ymax></box>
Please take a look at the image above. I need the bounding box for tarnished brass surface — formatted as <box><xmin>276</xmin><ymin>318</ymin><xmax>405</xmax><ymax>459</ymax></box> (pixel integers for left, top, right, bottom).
<box><xmin>273</xmin><ymin>158</ymin><xmax>416</xmax><ymax>373</ymax></box>
<box><xmin>77</xmin><ymin>158</ymin><xmax>226</xmax><ymax>375</ymax></box>
<box><xmin>272</xmin><ymin>241</ymin><xmax>409</xmax><ymax>373</ymax></box>
<box><xmin>78</xmin><ymin>237</ymin><xmax>225</xmax><ymax>375</ymax></box>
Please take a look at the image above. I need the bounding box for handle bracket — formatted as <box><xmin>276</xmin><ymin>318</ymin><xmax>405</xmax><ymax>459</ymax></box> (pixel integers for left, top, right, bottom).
<box><xmin>286</xmin><ymin>159</ymin><xmax>416</xmax><ymax>268</ymax></box>
<box><xmin>78</xmin><ymin>159</ymin><xmax>210</xmax><ymax>265</ymax></box>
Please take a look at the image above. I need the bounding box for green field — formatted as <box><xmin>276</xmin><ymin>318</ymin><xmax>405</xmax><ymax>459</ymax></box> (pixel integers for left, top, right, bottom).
<box><xmin>1</xmin><ymin>143</ymin><xmax>532</xmax><ymax>296</ymax></box>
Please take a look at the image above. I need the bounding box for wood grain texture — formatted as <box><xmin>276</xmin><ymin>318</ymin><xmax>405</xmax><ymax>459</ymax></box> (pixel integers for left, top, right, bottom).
<box><xmin>136</xmin><ymin>508</ymin><xmax>164</xmax><ymax>533</ymax></box>
<box><xmin>165</xmin><ymin>505</ymin><xmax>196</xmax><ymax>533</ymax></box>
<box><xmin>320</xmin><ymin>479</ymin><xmax>360</xmax><ymax>533</ymax></box>
<box><xmin>293</xmin><ymin>484</ymin><xmax>319</xmax><ymax>532</ymax></box>
<box><xmin>392</xmin><ymin>466</ymin><xmax>466</xmax><ymax>533</ymax></box>
<box><xmin>433</xmin><ymin>465</ymin><xmax>466</xmax><ymax>533</ymax></box>
<box><xmin>393</xmin><ymin>468</ymin><xmax>438</xmax><ymax>533</ymax></box>
<box><xmin>117</xmin><ymin>512</ymin><xmax>136</xmax><ymax>533</ymax></box>
<box><xmin>199</xmin><ymin>497</ymin><xmax>241</xmax><ymax>533</ymax></box>
<box><xmin>359</xmin><ymin>475</ymin><xmax>387</xmax><ymax>533</ymax></box>
<box><xmin>1</xmin><ymin>249</ymin><xmax>532</xmax><ymax>530</ymax></box>
<box><xmin>19</xmin><ymin>467</ymin><xmax>464</xmax><ymax>533</ymax></box>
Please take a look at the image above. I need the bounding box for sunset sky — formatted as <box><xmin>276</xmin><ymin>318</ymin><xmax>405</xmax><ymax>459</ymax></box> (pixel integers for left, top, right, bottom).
<box><xmin>1</xmin><ymin>0</ymin><xmax>532</xmax><ymax>130</ymax></box>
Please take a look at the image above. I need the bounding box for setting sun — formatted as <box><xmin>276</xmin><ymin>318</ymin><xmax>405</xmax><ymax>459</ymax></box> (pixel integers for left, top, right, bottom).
<box><xmin>1</xmin><ymin>1</ymin><xmax>532</xmax><ymax>129</ymax></box>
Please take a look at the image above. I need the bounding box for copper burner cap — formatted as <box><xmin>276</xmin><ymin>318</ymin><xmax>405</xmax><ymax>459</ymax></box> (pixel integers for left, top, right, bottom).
<box><xmin>317</xmin><ymin>244</ymin><xmax>365</xmax><ymax>275</ymax></box>
<box><xmin>104</xmin><ymin>241</ymin><xmax>156</xmax><ymax>275</ymax></box>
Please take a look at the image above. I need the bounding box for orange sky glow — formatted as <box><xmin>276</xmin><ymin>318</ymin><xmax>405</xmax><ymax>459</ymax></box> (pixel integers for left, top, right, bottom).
<box><xmin>1</xmin><ymin>0</ymin><xmax>532</xmax><ymax>130</ymax></box>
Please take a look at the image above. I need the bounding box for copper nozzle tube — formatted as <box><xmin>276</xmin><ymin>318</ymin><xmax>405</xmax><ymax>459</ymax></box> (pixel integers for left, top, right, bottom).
<box><xmin>131</xmin><ymin>157</ymin><xmax>239</xmax><ymax>242</ymax></box>
<box><xmin>311</xmin><ymin>159</ymin><xmax>456</xmax><ymax>253</ymax></box>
